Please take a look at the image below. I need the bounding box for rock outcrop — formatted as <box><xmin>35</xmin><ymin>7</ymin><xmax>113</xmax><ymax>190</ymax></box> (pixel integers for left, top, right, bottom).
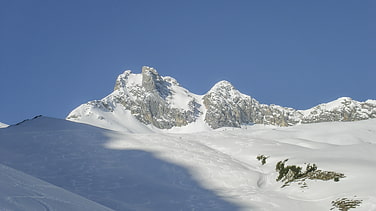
<box><xmin>68</xmin><ymin>66</ymin><xmax>201</xmax><ymax>129</ymax></box>
<box><xmin>202</xmin><ymin>81</ymin><xmax>303</xmax><ymax>128</ymax></box>
<box><xmin>301</xmin><ymin>97</ymin><xmax>376</xmax><ymax>123</ymax></box>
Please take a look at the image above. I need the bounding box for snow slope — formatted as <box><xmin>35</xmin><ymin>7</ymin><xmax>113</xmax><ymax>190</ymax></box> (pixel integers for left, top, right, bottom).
<box><xmin>0</xmin><ymin>121</ymin><xmax>8</xmax><ymax>128</ymax></box>
<box><xmin>0</xmin><ymin>117</ymin><xmax>240</xmax><ymax>210</ymax></box>
<box><xmin>0</xmin><ymin>163</ymin><xmax>113</xmax><ymax>211</ymax></box>
<box><xmin>1</xmin><ymin>116</ymin><xmax>376</xmax><ymax>210</ymax></box>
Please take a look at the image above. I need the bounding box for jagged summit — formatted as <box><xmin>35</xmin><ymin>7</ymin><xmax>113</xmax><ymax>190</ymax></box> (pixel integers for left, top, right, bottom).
<box><xmin>209</xmin><ymin>80</ymin><xmax>235</xmax><ymax>91</ymax></box>
<box><xmin>67</xmin><ymin>66</ymin><xmax>376</xmax><ymax>131</ymax></box>
<box><xmin>68</xmin><ymin>66</ymin><xmax>201</xmax><ymax>131</ymax></box>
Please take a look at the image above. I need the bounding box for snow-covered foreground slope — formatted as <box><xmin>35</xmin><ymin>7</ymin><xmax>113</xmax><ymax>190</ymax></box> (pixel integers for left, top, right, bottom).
<box><xmin>0</xmin><ymin>117</ymin><xmax>240</xmax><ymax>210</ymax></box>
<box><xmin>1</xmin><ymin>117</ymin><xmax>376</xmax><ymax>210</ymax></box>
<box><xmin>0</xmin><ymin>163</ymin><xmax>113</xmax><ymax>211</ymax></box>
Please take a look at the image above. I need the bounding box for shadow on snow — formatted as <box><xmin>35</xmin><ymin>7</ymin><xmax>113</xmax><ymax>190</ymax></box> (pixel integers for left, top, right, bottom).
<box><xmin>0</xmin><ymin>117</ymin><xmax>243</xmax><ymax>210</ymax></box>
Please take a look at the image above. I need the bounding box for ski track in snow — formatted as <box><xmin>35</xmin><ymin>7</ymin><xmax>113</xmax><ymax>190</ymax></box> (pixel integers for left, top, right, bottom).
<box><xmin>1</xmin><ymin>117</ymin><xmax>376</xmax><ymax>210</ymax></box>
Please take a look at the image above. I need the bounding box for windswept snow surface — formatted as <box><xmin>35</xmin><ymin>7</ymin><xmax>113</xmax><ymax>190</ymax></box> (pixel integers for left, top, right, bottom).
<box><xmin>0</xmin><ymin>163</ymin><xmax>113</xmax><ymax>211</ymax></box>
<box><xmin>1</xmin><ymin>117</ymin><xmax>376</xmax><ymax>210</ymax></box>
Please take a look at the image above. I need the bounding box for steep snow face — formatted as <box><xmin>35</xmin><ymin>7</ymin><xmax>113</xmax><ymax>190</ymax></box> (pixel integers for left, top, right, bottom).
<box><xmin>67</xmin><ymin>66</ymin><xmax>376</xmax><ymax>131</ymax></box>
<box><xmin>67</xmin><ymin>66</ymin><xmax>202</xmax><ymax>131</ymax></box>
<box><xmin>0</xmin><ymin>122</ymin><xmax>8</xmax><ymax>128</ymax></box>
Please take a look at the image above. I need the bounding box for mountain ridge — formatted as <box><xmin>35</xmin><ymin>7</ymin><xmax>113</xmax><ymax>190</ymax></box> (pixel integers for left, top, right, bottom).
<box><xmin>0</xmin><ymin>122</ymin><xmax>8</xmax><ymax>128</ymax></box>
<box><xmin>67</xmin><ymin>66</ymin><xmax>376</xmax><ymax>131</ymax></box>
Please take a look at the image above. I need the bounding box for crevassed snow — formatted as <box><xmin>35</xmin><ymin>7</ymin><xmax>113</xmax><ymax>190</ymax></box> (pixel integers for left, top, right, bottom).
<box><xmin>1</xmin><ymin>116</ymin><xmax>376</xmax><ymax>210</ymax></box>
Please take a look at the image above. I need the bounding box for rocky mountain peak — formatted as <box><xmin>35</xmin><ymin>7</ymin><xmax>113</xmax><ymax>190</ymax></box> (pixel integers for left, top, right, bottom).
<box><xmin>210</xmin><ymin>80</ymin><xmax>235</xmax><ymax>91</ymax></box>
<box><xmin>67</xmin><ymin>66</ymin><xmax>376</xmax><ymax>131</ymax></box>
<box><xmin>114</xmin><ymin>70</ymin><xmax>133</xmax><ymax>91</ymax></box>
<box><xmin>68</xmin><ymin>66</ymin><xmax>201</xmax><ymax>130</ymax></box>
<box><xmin>205</xmin><ymin>80</ymin><xmax>246</xmax><ymax>103</ymax></box>
<box><xmin>142</xmin><ymin>66</ymin><xmax>163</xmax><ymax>91</ymax></box>
<box><xmin>141</xmin><ymin>66</ymin><xmax>173</xmax><ymax>99</ymax></box>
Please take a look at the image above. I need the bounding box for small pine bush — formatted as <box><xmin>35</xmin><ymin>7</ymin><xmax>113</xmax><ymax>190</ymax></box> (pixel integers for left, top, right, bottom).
<box><xmin>331</xmin><ymin>198</ymin><xmax>362</xmax><ymax>211</ymax></box>
<box><xmin>275</xmin><ymin>159</ymin><xmax>345</xmax><ymax>187</ymax></box>
<box><xmin>256</xmin><ymin>155</ymin><xmax>269</xmax><ymax>165</ymax></box>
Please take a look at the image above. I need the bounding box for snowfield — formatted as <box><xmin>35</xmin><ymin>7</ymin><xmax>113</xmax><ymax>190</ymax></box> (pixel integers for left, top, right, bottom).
<box><xmin>0</xmin><ymin>163</ymin><xmax>113</xmax><ymax>211</ymax></box>
<box><xmin>1</xmin><ymin>117</ymin><xmax>376</xmax><ymax>210</ymax></box>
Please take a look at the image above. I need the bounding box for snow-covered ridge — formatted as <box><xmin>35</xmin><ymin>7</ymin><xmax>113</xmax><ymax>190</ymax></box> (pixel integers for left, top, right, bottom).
<box><xmin>67</xmin><ymin>66</ymin><xmax>376</xmax><ymax>131</ymax></box>
<box><xmin>300</xmin><ymin>97</ymin><xmax>376</xmax><ymax>123</ymax></box>
<box><xmin>0</xmin><ymin>122</ymin><xmax>8</xmax><ymax>128</ymax></box>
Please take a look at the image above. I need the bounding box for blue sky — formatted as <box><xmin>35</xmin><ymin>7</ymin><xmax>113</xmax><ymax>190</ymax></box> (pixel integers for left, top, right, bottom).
<box><xmin>1</xmin><ymin>0</ymin><xmax>375</xmax><ymax>124</ymax></box>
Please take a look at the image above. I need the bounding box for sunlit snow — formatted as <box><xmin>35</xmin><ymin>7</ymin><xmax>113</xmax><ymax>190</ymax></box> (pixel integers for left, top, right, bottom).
<box><xmin>0</xmin><ymin>122</ymin><xmax>8</xmax><ymax>128</ymax></box>
<box><xmin>1</xmin><ymin>117</ymin><xmax>376</xmax><ymax>210</ymax></box>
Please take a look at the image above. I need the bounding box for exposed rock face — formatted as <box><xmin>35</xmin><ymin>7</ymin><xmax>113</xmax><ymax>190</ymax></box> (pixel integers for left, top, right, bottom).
<box><xmin>67</xmin><ymin>66</ymin><xmax>376</xmax><ymax>130</ymax></box>
<box><xmin>202</xmin><ymin>81</ymin><xmax>302</xmax><ymax>129</ymax></box>
<box><xmin>68</xmin><ymin>66</ymin><xmax>201</xmax><ymax>129</ymax></box>
<box><xmin>301</xmin><ymin>98</ymin><xmax>376</xmax><ymax>123</ymax></box>
<box><xmin>203</xmin><ymin>81</ymin><xmax>259</xmax><ymax>128</ymax></box>
<box><xmin>203</xmin><ymin>85</ymin><xmax>376</xmax><ymax>129</ymax></box>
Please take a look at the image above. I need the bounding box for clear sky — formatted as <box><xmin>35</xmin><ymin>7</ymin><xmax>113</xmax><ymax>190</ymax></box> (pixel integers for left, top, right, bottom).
<box><xmin>1</xmin><ymin>0</ymin><xmax>375</xmax><ymax>124</ymax></box>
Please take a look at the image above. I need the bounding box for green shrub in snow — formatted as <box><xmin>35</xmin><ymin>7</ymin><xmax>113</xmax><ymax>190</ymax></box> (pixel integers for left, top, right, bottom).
<box><xmin>256</xmin><ymin>155</ymin><xmax>269</xmax><ymax>165</ymax></box>
<box><xmin>275</xmin><ymin>159</ymin><xmax>345</xmax><ymax>188</ymax></box>
<box><xmin>331</xmin><ymin>197</ymin><xmax>362</xmax><ymax>211</ymax></box>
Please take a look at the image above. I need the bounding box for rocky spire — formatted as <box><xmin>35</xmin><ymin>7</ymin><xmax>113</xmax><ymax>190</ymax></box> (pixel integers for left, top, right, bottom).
<box><xmin>141</xmin><ymin>66</ymin><xmax>171</xmax><ymax>98</ymax></box>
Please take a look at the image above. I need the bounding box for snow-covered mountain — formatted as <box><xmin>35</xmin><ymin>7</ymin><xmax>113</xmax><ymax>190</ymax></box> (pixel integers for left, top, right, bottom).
<box><xmin>67</xmin><ymin>66</ymin><xmax>202</xmax><ymax>132</ymax></box>
<box><xmin>0</xmin><ymin>122</ymin><xmax>8</xmax><ymax>128</ymax></box>
<box><xmin>67</xmin><ymin>66</ymin><xmax>376</xmax><ymax>131</ymax></box>
<box><xmin>1</xmin><ymin>116</ymin><xmax>376</xmax><ymax>210</ymax></box>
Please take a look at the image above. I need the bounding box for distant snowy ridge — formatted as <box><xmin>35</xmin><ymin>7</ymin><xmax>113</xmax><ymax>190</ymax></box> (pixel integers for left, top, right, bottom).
<box><xmin>0</xmin><ymin>122</ymin><xmax>8</xmax><ymax>128</ymax></box>
<box><xmin>67</xmin><ymin>66</ymin><xmax>376</xmax><ymax>130</ymax></box>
